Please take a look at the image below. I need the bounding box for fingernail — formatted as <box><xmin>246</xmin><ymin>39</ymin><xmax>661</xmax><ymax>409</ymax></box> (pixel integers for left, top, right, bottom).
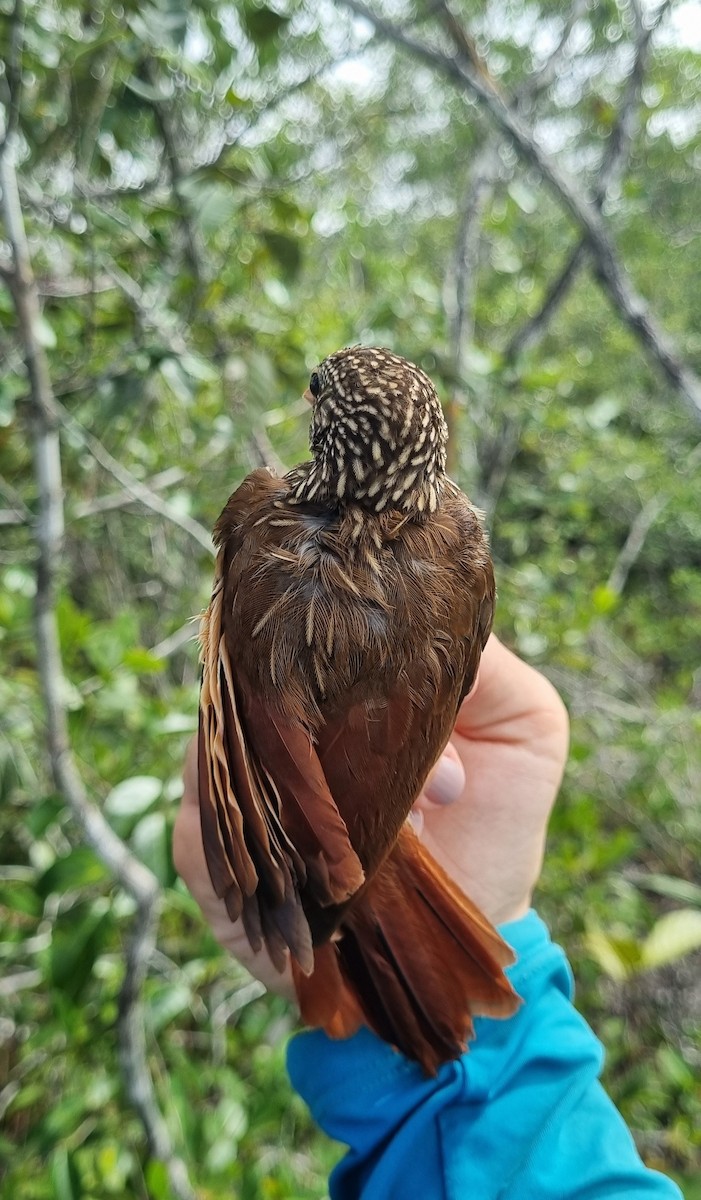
<box><xmin>407</xmin><ymin>808</ymin><xmax>424</xmax><ymax>835</ymax></box>
<box><xmin>425</xmin><ymin>755</ymin><xmax>465</xmax><ymax>806</ymax></box>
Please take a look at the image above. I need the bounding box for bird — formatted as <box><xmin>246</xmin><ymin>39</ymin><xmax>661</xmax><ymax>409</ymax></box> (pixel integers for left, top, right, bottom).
<box><xmin>197</xmin><ymin>345</ymin><xmax>520</xmax><ymax>1074</ymax></box>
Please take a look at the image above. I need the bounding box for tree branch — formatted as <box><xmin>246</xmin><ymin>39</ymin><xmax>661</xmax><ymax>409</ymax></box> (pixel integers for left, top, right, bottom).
<box><xmin>505</xmin><ymin>0</ymin><xmax>672</xmax><ymax>361</ymax></box>
<box><xmin>0</xmin><ymin>130</ymin><xmax>195</xmax><ymax>1200</ymax></box>
<box><xmin>606</xmin><ymin>496</ymin><xmax>667</xmax><ymax>597</ymax></box>
<box><xmin>56</xmin><ymin>401</ymin><xmax>214</xmax><ymax>556</ymax></box>
<box><xmin>72</xmin><ymin>466</ymin><xmax>186</xmax><ymax>518</ymax></box>
<box><xmin>146</xmin><ymin>60</ymin><xmax>205</xmax><ymax>297</ymax></box>
<box><xmin>340</xmin><ymin>0</ymin><xmax>701</xmax><ymax>419</ymax></box>
<box><xmin>0</xmin><ymin>0</ymin><xmax>24</xmax><ymax>148</ymax></box>
<box><xmin>439</xmin><ymin>0</ymin><xmax>589</xmax><ymax>488</ymax></box>
<box><xmin>442</xmin><ymin>139</ymin><xmax>499</xmax><ymax>476</ymax></box>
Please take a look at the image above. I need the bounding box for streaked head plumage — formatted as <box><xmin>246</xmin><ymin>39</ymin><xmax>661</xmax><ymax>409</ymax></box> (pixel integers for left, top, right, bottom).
<box><xmin>292</xmin><ymin>346</ymin><xmax>448</xmax><ymax>516</ymax></box>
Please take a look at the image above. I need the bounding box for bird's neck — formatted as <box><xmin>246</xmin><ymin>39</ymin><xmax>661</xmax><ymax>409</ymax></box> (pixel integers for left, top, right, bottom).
<box><xmin>286</xmin><ymin>456</ymin><xmax>446</xmax><ymax>518</ymax></box>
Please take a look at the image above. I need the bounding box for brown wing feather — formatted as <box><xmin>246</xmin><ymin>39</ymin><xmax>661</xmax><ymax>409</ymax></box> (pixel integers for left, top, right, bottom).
<box><xmin>198</xmin><ymin>471</ymin><xmax>365</xmax><ymax>974</ymax></box>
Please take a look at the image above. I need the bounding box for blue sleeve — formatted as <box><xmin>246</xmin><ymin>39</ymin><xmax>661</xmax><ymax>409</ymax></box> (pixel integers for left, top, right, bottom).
<box><xmin>286</xmin><ymin>910</ymin><xmax>683</xmax><ymax>1200</ymax></box>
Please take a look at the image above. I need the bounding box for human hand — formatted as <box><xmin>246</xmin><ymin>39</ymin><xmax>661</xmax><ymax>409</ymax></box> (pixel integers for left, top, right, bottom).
<box><xmin>412</xmin><ymin>634</ymin><xmax>569</xmax><ymax>926</ymax></box>
<box><xmin>173</xmin><ymin>634</ymin><xmax>569</xmax><ymax>996</ymax></box>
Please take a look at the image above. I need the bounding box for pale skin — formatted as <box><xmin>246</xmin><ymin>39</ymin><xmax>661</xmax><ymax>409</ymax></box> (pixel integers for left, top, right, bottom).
<box><xmin>173</xmin><ymin>634</ymin><xmax>570</xmax><ymax>1002</ymax></box>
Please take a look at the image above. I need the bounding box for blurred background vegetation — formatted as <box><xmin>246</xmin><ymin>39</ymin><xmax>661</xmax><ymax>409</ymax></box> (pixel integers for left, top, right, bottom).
<box><xmin>1</xmin><ymin>0</ymin><xmax>700</xmax><ymax>1196</ymax></box>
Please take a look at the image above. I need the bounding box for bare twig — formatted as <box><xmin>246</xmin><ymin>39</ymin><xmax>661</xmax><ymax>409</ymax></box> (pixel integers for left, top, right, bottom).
<box><xmin>148</xmin><ymin>620</ymin><xmax>199</xmax><ymax>661</ymax></box>
<box><xmin>0</xmin><ymin>474</ymin><xmax>32</xmax><ymax>521</ymax></box>
<box><xmin>56</xmin><ymin>401</ymin><xmax>214</xmax><ymax>556</ymax></box>
<box><xmin>72</xmin><ymin>466</ymin><xmax>186</xmax><ymax>518</ymax></box>
<box><xmin>440</xmin><ymin>0</ymin><xmax>645</xmax><ymax>497</ymax></box>
<box><xmin>247</xmin><ymin>427</ymin><xmax>287</xmax><ymax>476</ymax></box>
<box><xmin>0</xmin><ymin>509</ymin><xmax>28</xmax><ymax>526</ymax></box>
<box><xmin>341</xmin><ymin>0</ymin><xmax>701</xmax><ymax>418</ymax></box>
<box><xmin>440</xmin><ymin>0</ymin><xmax>586</xmax><ymax>487</ymax></box>
<box><xmin>0</xmin><ymin>128</ymin><xmax>195</xmax><ymax>1200</ymax></box>
<box><xmin>99</xmin><ymin>221</ymin><xmax>286</xmax><ymax>479</ymax></box>
<box><xmin>442</xmin><ymin>140</ymin><xmax>498</xmax><ymax>476</ymax></box>
<box><xmin>506</xmin><ymin>0</ymin><xmax>672</xmax><ymax>361</ymax></box>
<box><xmin>146</xmin><ymin>60</ymin><xmax>205</xmax><ymax>297</ymax></box>
<box><xmin>524</xmin><ymin>0</ymin><xmax>590</xmax><ymax>99</ymax></box>
<box><xmin>606</xmin><ymin>496</ymin><xmax>667</xmax><ymax>597</ymax></box>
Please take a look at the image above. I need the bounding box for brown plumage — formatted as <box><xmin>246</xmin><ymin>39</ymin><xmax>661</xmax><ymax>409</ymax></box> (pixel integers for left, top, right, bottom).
<box><xmin>198</xmin><ymin>346</ymin><xmax>519</xmax><ymax>1074</ymax></box>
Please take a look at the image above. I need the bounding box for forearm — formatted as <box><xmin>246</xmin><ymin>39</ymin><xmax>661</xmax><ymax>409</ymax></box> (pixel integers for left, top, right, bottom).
<box><xmin>287</xmin><ymin>912</ymin><xmax>683</xmax><ymax>1200</ymax></box>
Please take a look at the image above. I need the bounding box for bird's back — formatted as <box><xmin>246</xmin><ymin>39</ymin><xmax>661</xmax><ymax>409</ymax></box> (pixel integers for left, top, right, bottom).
<box><xmin>215</xmin><ymin>468</ymin><xmax>494</xmax><ymax>899</ymax></box>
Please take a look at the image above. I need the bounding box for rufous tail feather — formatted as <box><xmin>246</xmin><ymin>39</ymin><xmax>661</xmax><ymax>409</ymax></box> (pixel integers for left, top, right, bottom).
<box><xmin>291</xmin><ymin>826</ymin><xmax>520</xmax><ymax>1074</ymax></box>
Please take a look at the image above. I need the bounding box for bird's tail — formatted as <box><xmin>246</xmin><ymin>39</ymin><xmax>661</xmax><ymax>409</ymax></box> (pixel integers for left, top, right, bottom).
<box><xmin>291</xmin><ymin>826</ymin><xmax>520</xmax><ymax>1074</ymax></box>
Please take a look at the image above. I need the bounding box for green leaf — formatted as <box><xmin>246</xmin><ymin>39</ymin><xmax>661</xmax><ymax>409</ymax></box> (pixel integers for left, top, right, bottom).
<box><xmin>131</xmin><ymin>811</ymin><xmax>172</xmax><ymax>884</ymax></box>
<box><xmin>203</xmin><ymin>1094</ymin><xmax>248</xmax><ymax>1172</ymax></box>
<box><xmin>147</xmin><ymin>981</ymin><xmax>192</xmax><ymax>1034</ymax></box>
<box><xmin>37</xmin><ymin>847</ymin><xmax>108</xmax><ymax>898</ymax></box>
<box><xmin>123</xmin><ymin>75</ymin><xmax>167</xmax><ymax>102</ymax></box>
<box><xmin>261</xmin><ymin>230</ymin><xmax>302</xmax><ymax>280</ymax></box>
<box><xmin>35</xmin><ymin>314</ymin><xmax>57</xmax><ymax>349</ymax></box>
<box><xmin>632</xmin><ymin>872</ymin><xmax>701</xmax><ymax>906</ymax></box>
<box><xmin>592</xmin><ymin>584</ymin><xmax>618</xmax><ymax>614</ymax></box>
<box><xmin>0</xmin><ymin>879</ymin><xmax>42</xmax><ymax>918</ymax></box>
<box><xmin>104</xmin><ymin>776</ymin><xmax>162</xmax><ymax>819</ymax></box>
<box><xmin>122</xmin><ymin>647</ymin><xmax>166</xmax><ymax>675</ymax></box>
<box><xmin>584</xmin><ymin>927</ymin><xmax>640</xmax><ymax>981</ymax></box>
<box><xmin>144</xmin><ymin>1160</ymin><xmax>170</xmax><ymax>1200</ymax></box>
<box><xmin>51</xmin><ymin>1146</ymin><xmax>82</xmax><ymax>1200</ymax></box>
<box><xmin>49</xmin><ymin>899</ymin><xmax>113</xmax><ymax>1001</ymax></box>
<box><xmin>178</xmin><ymin>352</ymin><xmax>219</xmax><ymax>383</ymax></box>
<box><xmin>241</xmin><ymin>5</ymin><xmax>290</xmax><ymax>44</ymax></box>
<box><xmin>641</xmin><ymin>908</ymin><xmax>701</xmax><ymax>969</ymax></box>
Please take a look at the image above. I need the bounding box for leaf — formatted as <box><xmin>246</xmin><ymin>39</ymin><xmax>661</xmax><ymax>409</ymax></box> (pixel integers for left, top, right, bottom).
<box><xmin>632</xmin><ymin>872</ymin><xmax>701</xmax><ymax>907</ymax></box>
<box><xmin>241</xmin><ymin>5</ymin><xmax>290</xmax><ymax>44</ymax></box>
<box><xmin>641</xmin><ymin>909</ymin><xmax>701</xmax><ymax>969</ymax></box>
<box><xmin>51</xmin><ymin>1146</ymin><xmax>82</xmax><ymax>1200</ymax></box>
<box><xmin>0</xmin><ymin>879</ymin><xmax>42</xmax><ymax>918</ymax></box>
<box><xmin>261</xmin><ymin>230</ymin><xmax>302</xmax><ymax>280</ymax></box>
<box><xmin>586</xmin><ymin>394</ymin><xmax>621</xmax><ymax>429</ymax></box>
<box><xmin>584</xmin><ymin>927</ymin><xmax>639</xmax><ymax>981</ymax></box>
<box><xmin>35</xmin><ymin>314</ymin><xmax>57</xmax><ymax>349</ymax></box>
<box><xmin>37</xmin><ymin>846</ymin><xmax>108</xmax><ymax>898</ymax></box>
<box><xmin>104</xmin><ymin>776</ymin><xmax>162</xmax><ymax>819</ymax></box>
<box><xmin>122</xmin><ymin>647</ymin><xmax>166</xmax><ymax>675</ymax></box>
<box><xmin>144</xmin><ymin>1161</ymin><xmax>170</xmax><ymax>1200</ymax></box>
<box><xmin>178</xmin><ymin>352</ymin><xmax>219</xmax><ymax>383</ymax></box>
<box><xmin>147</xmin><ymin>981</ymin><xmax>192</xmax><ymax>1034</ymax></box>
<box><xmin>592</xmin><ymin>584</ymin><xmax>618</xmax><ymax>614</ymax></box>
<box><xmin>50</xmin><ymin>899</ymin><xmax>113</xmax><ymax>1001</ymax></box>
<box><xmin>131</xmin><ymin>811</ymin><xmax>172</xmax><ymax>884</ymax></box>
<box><xmin>203</xmin><ymin>1095</ymin><xmax>248</xmax><ymax>1173</ymax></box>
<box><xmin>124</xmin><ymin>75</ymin><xmax>168</xmax><ymax>102</ymax></box>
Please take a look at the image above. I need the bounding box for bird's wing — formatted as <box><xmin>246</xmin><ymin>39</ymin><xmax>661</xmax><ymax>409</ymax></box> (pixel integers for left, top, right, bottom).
<box><xmin>198</xmin><ymin>472</ymin><xmax>365</xmax><ymax>974</ymax></box>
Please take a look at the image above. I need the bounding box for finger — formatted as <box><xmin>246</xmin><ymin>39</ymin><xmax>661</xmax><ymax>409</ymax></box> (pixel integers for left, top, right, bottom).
<box><xmin>180</xmin><ymin>735</ymin><xmax>199</xmax><ymax>806</ymax></box>
<box><xmin>415</xmin><ymin>743</ymin><xmax>466</xmax><ymax>810</ymax></box>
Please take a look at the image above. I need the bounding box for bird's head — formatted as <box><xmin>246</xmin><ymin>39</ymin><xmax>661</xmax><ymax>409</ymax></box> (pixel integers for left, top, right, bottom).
<box><xmin>292</xmin><ymin>346</ymin><xmax>448</xmax><ymax>516</ymax></box>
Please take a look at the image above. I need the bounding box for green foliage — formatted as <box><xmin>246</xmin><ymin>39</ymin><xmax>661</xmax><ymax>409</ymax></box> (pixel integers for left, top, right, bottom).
<box><xmin>2</xmin><ymin>0</ymin><xmax>700</xmax><ymax>1194</ymax></box>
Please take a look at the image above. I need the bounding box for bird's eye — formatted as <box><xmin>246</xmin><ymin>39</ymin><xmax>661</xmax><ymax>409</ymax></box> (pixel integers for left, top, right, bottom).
<box><xmin>309</xmin><ymin>371</ymin><xmax>321</xmax><ymax>398</ymax></box>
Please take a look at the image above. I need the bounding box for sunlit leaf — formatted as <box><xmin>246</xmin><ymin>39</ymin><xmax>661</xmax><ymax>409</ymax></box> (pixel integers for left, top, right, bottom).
<box><xmin>641</xmin><ymin>909</ymin><xmax>701</xmax><ymax>969</ymax></box>
<box><xmin>131</xmin><ymin>811</ymin><xmax>171</xmax><ymax>884</ymax></box>
<box><xmin>104</xmin><ymin>776</ymin><xmax>162</xmax><ymax>819</ymax></box>
<box><xmin>584</xmin><ymin>927</ymin><xmax>639</xmax><ymax>981</ymax></box>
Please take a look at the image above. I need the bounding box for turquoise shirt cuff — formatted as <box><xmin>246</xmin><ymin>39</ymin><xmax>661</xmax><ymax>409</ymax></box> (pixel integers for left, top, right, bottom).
<box><xmin>286</xmin><ymin>910</ymin><xmax>682</xmax><ymax>1200</ymax></box>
